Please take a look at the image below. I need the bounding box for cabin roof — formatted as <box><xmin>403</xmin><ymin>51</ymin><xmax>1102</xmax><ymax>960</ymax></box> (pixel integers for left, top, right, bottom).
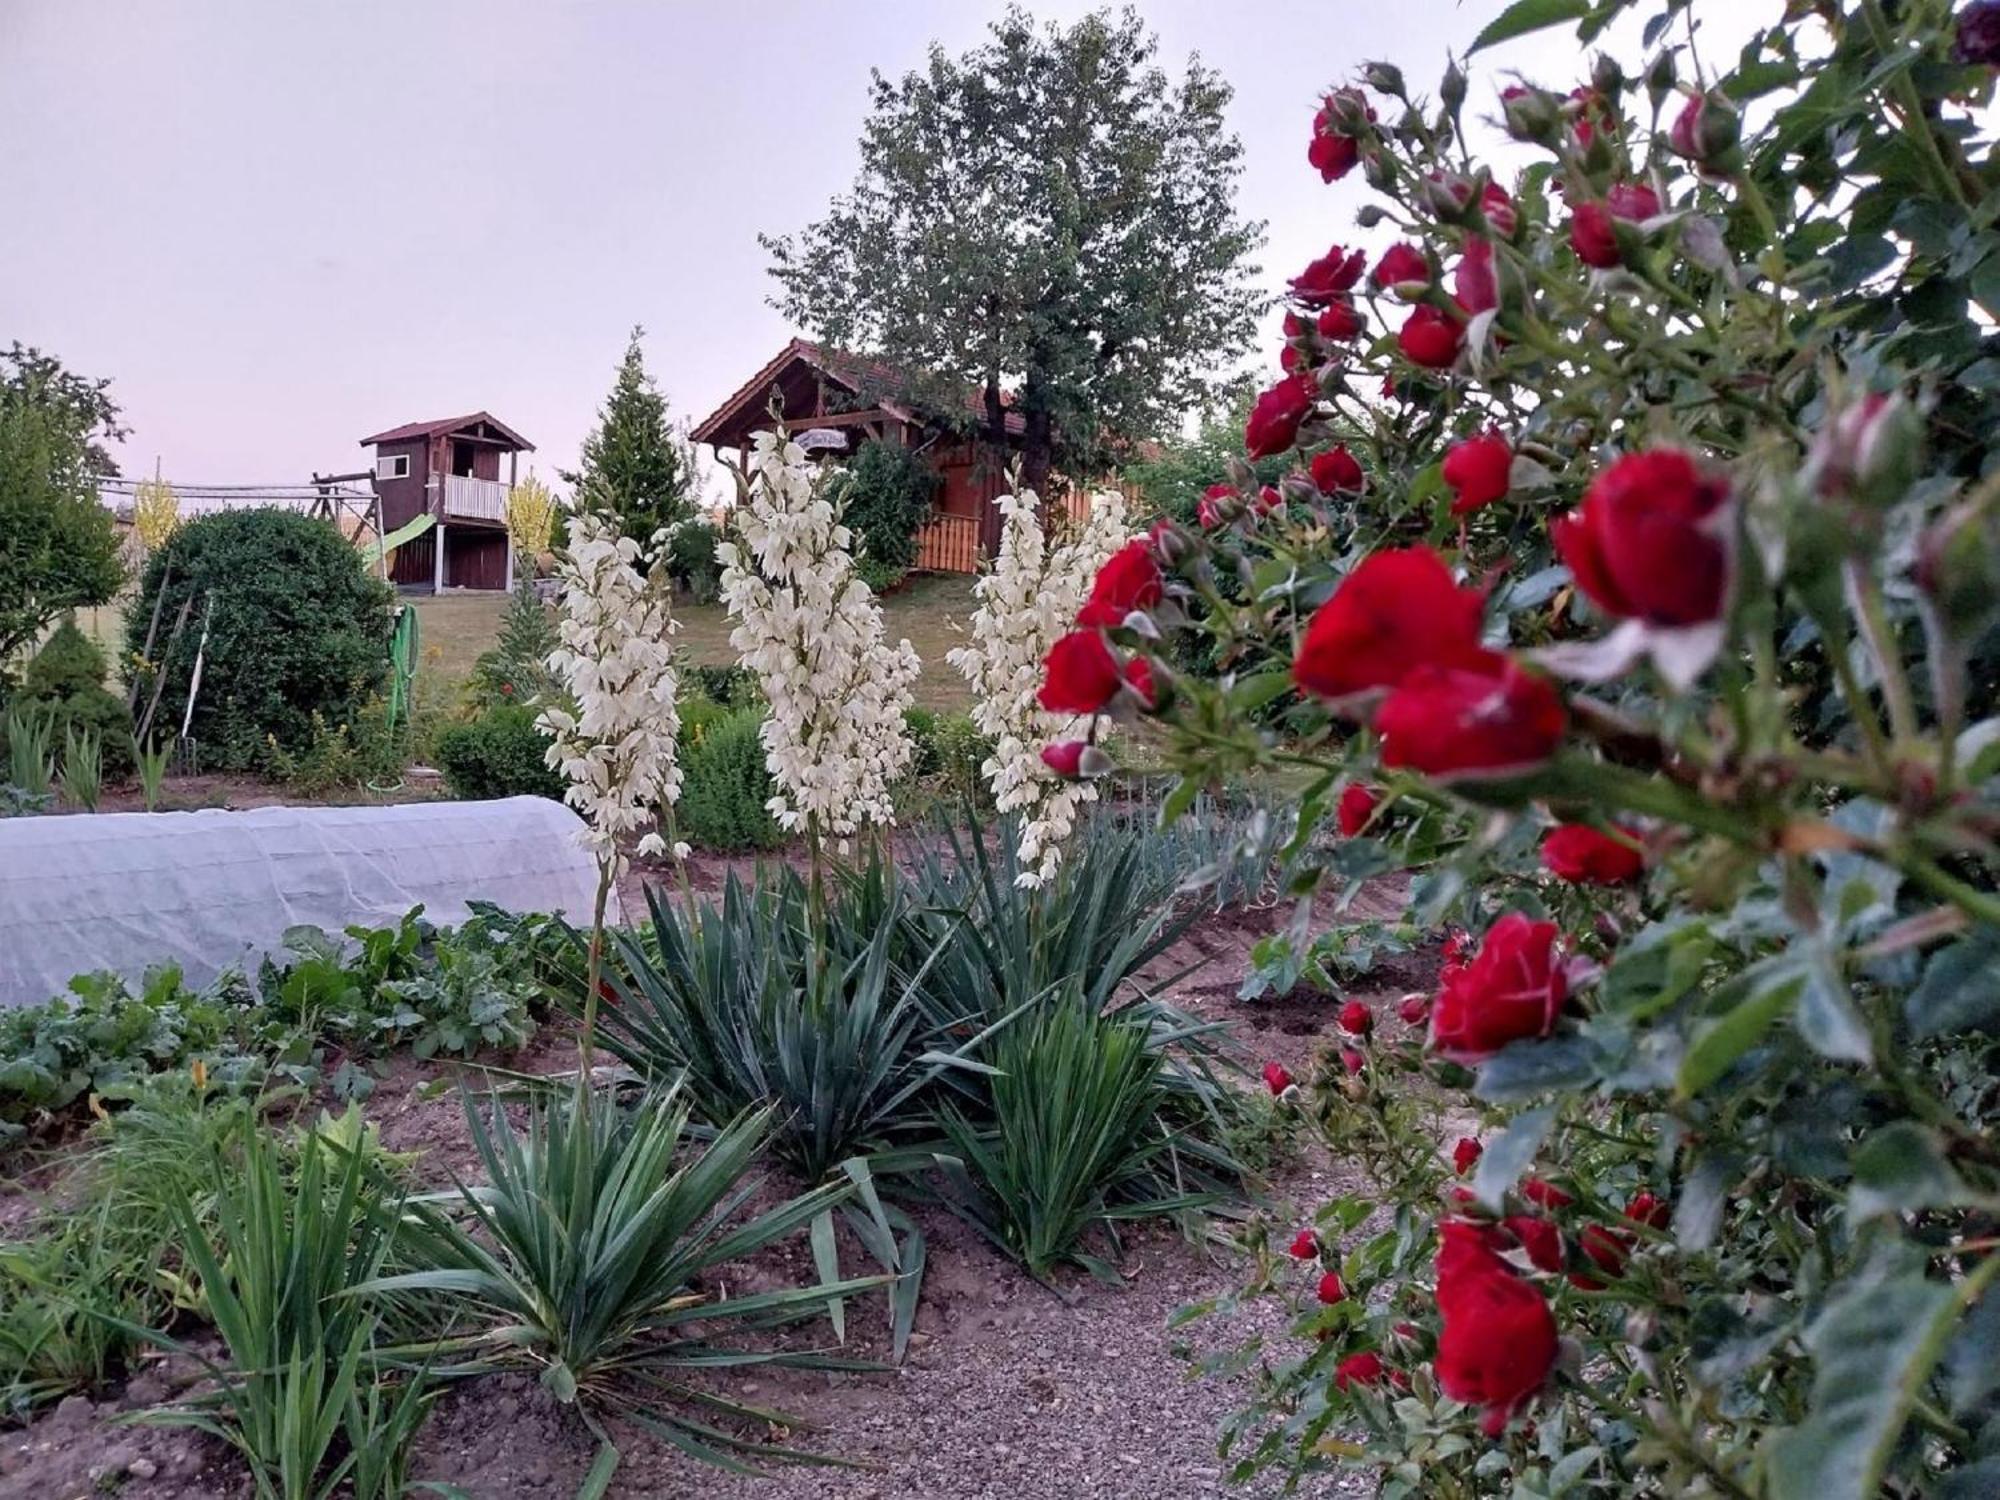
<box><xmin>690</xmin><ymin>338</ymin><xmax>1024</xmax><ymax>448</ymax></box>
<box><xmin>360</xmin><ymin>411</ymin><xmax>535</xmax><ymax>451</ymax></box>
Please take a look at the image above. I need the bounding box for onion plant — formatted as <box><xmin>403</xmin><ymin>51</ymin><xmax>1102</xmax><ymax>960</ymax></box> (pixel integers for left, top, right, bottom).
<box><xmin>133</xmin><ymin>734</ymin><xmax>170</xmax><ymax>811</ymax></box>
<box><xmin>366</xmin><ymin>1081</ymin><xmax>881</xmax><ymax>1484</ymax></box>
<box><xmin>5</xmin><ymin>709</ymin><xmax>52</xmax><ymax>798</ymax></box>
<box><xmin>60</xmin><ymin>724</ymin><xmax>100</xmax><ymax>810</ymax></box>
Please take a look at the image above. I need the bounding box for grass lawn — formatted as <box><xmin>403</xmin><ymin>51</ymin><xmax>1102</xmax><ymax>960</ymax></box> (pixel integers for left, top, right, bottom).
<box><xmin>411</xmin><ymin>572</ymin><xmax>980</xmax><ymax>713</ymax></box>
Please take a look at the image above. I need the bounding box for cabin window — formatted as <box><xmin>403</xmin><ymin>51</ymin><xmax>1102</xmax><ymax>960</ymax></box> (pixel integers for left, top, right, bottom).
<box><xmin>376</xmin><ymin>454</ymin><xmax>410</xmax><ymax>481</ymax></box>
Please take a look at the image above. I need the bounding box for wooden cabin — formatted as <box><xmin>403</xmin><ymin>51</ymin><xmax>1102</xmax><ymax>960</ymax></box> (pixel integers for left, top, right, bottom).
<box><xmin>690</xmin><ymin>340</ymin><xmax>1028</xmax><ymax>572</ymax></box>
<box><xmin>361</xmin><ymin>412</ymin><xmax>533</xmax><ymax>591</ymax></box>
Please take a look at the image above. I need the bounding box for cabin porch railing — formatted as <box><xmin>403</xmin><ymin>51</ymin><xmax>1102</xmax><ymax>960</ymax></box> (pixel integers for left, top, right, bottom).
<box><xmin>439</xmin><ymin>473</ymin><xmax>510</xmax><ymax>522</ymax></box>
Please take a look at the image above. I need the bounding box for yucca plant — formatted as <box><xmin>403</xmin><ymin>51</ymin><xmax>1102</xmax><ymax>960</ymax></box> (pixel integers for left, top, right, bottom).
<box><xmin>133</xmin><ymin>734</ymin><xmax>170</xmax><ymax>811</ymax></box>
<box><xmin>122</xmin><ymin>1114</ymin><xmax>429</xmax><ymax>1500</ymax></box>
<box><xmin>61</xmin><ymin>724</ymin><xmax>101</xmax><ymax>810</ymax></box>
<box><xmin>936</xmin><ymin>1000</ymin><xmax>1230</xmax><ymax>1283</ymax></box>
<box><xmin>367</xmin><ymin>1081</ymin><xmax>880</xmax><ymax>1485</ymax></box>
<box><xmin>5</xmin><ymin>709</ymin><xmax>53</xmax><ymax>798</ymax></box>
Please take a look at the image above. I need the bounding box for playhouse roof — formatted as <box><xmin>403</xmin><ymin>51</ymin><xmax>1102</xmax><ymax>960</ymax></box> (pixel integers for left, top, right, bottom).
<box><xmin>690</xmin><ymin>338</ymin><xmax>1024</xmax><ymax>448</ymax></box>
<box><xmin>360</xmin><ymin>411</ymin><xmax>535</xmax><ymax>451</ymax></box>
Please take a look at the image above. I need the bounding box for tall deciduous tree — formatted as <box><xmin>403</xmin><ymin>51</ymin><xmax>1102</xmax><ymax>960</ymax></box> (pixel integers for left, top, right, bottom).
<box><xmin>562</xmin><ymin>327</ymin><xmax>692</xmax><ymax>550</ymax></box>
<box><xmin>0</xmin><ymin>346</ymin><xmax>125</xmax><ymax>673</ymax></box>
<box><xmin>762</xmin><ymin>5</ymin><xmax>1264</xmax><ymax>496</ymax></box>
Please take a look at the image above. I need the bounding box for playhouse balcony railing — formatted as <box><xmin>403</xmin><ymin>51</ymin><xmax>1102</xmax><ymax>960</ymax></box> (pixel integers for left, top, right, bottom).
<box><xmin>439</xmin><ymin>474</ymin><xmax>509</xmax><ymax>523</ymax></box>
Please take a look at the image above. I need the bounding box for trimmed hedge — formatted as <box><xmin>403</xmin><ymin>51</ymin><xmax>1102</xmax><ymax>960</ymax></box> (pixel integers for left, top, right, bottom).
<box><xmin>434</xmin><ymin>705</ymin><xmax>563</xmax><ymax>801</ymax></box>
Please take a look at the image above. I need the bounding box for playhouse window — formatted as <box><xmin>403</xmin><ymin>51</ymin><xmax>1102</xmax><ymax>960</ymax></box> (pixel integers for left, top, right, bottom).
<box><xmin>376</xmin><ymin>453</ymin><xmax>410</xmax><ymax>480</ymax></box>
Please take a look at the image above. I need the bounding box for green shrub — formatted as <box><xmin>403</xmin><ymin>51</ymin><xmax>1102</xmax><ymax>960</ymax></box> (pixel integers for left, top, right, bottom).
<box><xmin>6</xmin><ymin>619</ymin><xmax>135</xmax><ymax>779</ymax></box>
<box><xmin>677</xmin><ymin>705</ymin><xmax>783</xmax><ymax>851</ymax></box>
<box><xmin>264</xmin><ymin>700</ymin><xmax>413</xmax><ymax>797</ymax></box>
<box><xmin>433</xmin><ymin>704</ymin><xmax>562</xmax><ymax>801</ymax></box>
<box><xmin>23</xmin><ymin>616</ymin><xmax>109</xmax><ymax>700</ymax></box>
<box><xmin>901</xmin><ymin>707</ymin><xmax>993</xmax><ymax>802</ymax></box>
<box><xmin>468</xmin><ymin>577</ymin><xmax>558</xmax><ymax>712</ymax></box>
<box><xmin>685</xmin><ymin>663</ymin><xmax>761</xmax><ymax>707</ymax></box>
<box><xmin>837</xmin><ymin>438</ymin><xmax>939</xmax><ymax>590</ymax></box>
<box><xmin>126</xmin><ymin>508</ymin><xmax>393</xmax><ymax>771</ymax></box>
<box><xmin>664</xmin><ymin>518</ymin><xmax>721</xmax><ymax>600</ymax></box>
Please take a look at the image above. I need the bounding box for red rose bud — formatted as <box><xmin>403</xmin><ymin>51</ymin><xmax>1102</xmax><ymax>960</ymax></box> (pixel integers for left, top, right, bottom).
<box><xmin>1568</xmin><ymin>182</ymin><xmax>1661</xmax><ymax>269</ymax></box>
<box><xmin>1251</xmin><ymin>484</ymin><xmax>1285</xmax><ymax>519</ymax></box>
<box><xmin>1575</xmin><ymin>1221</ymin><xmax>1633</xmax><ymax>1286</ymax></box>
<box><xmin>1500</xmin><ymin>84</ymin><xmax>1561</xmax><ymax>144</ymax></box>
<box><xmin>1398</xmin><ymin>305</ymin><xmax>1464</xmax><ymax>369</ymax></box>
<box><xmin>1421</xmin><ymin>169</ymin><xmax>1478</xmax><ymax>221</ymax></box>
<box><xmin>1037</xmin><ymin>630</ymin><xmax>1124</xmax><ymax>714</ymax></box>
<box><xmin>1541</xmin><ymin>823</ymin><xmax>1645</xmax><ymax>884</ymax></box>
<box><xmin>1376</xmin><ymin>658</ymin><xmax>1567</xmax><ymax>780</ymax></box>
<box><xmin>1434</xmin><ymin>1262</ymin><xmax>1558</xmax><ymax>1433</ymax></box>
<box><xmin>1262</xmin><ymin>1060</ymin><xmax>1296</xmax><ymax>1096</ymax></box>
<box><xmin>1453</xmin><ymin>237</ymin><xmax>1499</xmax><ymax>316</ymax></box>
<box><xmin>1502</xmin><ymin>1215</ymin><xmax>1565</xmax><ymax>1274</ymax></box>
<box><xmin>1441</xmin><ymin>430</ymin><xmax>1512</xmax><ymax>516</ymax></box>
<box><xmin>1480</xmin><ymin>183</ymin><xmax>1518</xmax><ymax>239</ymax></box>
<box><xmin>1338</xmin><ymin>1000</ymin><xmax>1374</xmax><ymax>1037</ymax></box>
<box><xmin>1339</xmin><ymin>1047</ymin><xmax>1366</xmax><ymax>1075</ymax></box>
<box><xmin>1668</xmin><ymin>91</ymin><xmax>1741</xmax><ymax>170</ymax></box>
<box><xmin>1040</xmin><ymin>740</ymin><xmax>1087</xmax><ymax>779</ymax></box>
<box><xmin>1398</xmin><ymin>992</ymin><xmax>1430</xmax><ymax>1025</ymax></box>
<box><xmin>1521</xmin><ymin>1176</ymin><xmax>1574</xmax><ymax>1210</ymax></box>
<box><xmin>1077</xmin><ymin>539</ymin><xmax>1164</xmax><ymax>628</ymax></box>
<box><xmin>1916</xmin><ymin>501</ymin><xmax>2000</xmax><ymax>637</ymax></box>
<box><xmin>1443</xmin><ymin>929</ymin><xmax>1473</xmax><ymax>967</ymax></box>
<box><xmin>1122</xmin><ymin>655</ymin><xmax>1159</xmax><ymax>710</ymax></box>
<box><xmin>1245</xmin><ymin>373</ymin><xmax>1316</xmax><ymax>459</ymax></box>
<box><xmin>1308</xmin><ymin>89</ymin><xmax>1375</xmax><ymax>182</ymax></box>
<box><xmin>1336</xmin><ymin>782</ymin><xmax>1379</xmax><ymax>836</ymax></box>
<box><xmin>1809</xmin><ymin>390</ymin><xmax>1922</xmax><ymax>511</ymax></box>
<box><xmin>1452</xmin><ymin>1137</ymin><xmax>1483</xmax><ymax>1175</ymax></box>
<box><xmin>1317</xmin><ymin>299</ymin><xmax>1365</xmax><ymax>340</ymax></box>
<box><xmin>1426</xmin><ymin>913</ymin><xmax>1568</xmax><ymax>1063</ymax></box>
<box><xmin>1333</xmin><ymin>1351</ymin><xmax>1385</xmax><ymax>1390</ymax></box>
<box><xmin>1290</xmin><ymin>244</ymin><xmax>1367</xmax><ymax>307</ymax></box>
<box><xmin>1371</xmin><ymin>242</ymin><xmax>1431</xmax><ymax>297</ymax></box>
<box><xmin>1317</xmin><ymin>1270</ymin><xmax>1348</xmax><ymax>1305</ymax></box>
<box><xmin>1957</xmin><ymin>0</ymin><xmax>2000</xmax><ymax>65</ymax></box>
<box><xmin>1197</xmin><ymin>483</ymin><xmax>1237</xmax><ymax>530</ymax></box>
<box><xmin>1554</xmin><ymin>448</ymin><xmax>1732</xmax><ymax>627</ymax></box>
<box><xmin>1288</xmin><ymin>1228</ymin><xmax>1321</xmax><ymax>1261</ymax></box>
<box><xmin>1293</xmin><ymin>547</ymin><xmax>1488</xmax><ymax>703</ymax></box>
<box><xmin>1311</xmin><ymin>444</ymin><xmax>1365</xmax><ymax>495</ymax></box>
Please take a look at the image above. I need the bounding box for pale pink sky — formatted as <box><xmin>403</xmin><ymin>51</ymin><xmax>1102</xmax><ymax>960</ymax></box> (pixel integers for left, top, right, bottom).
<box><xmin>0</xmin><ymin>2</ymin><xmax>1761</xmax><ymax>488</ymax></box>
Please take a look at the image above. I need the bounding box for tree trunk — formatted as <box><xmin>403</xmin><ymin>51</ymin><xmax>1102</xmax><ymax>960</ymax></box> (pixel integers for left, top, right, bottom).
<box><xmin>1020</xmin><ymin>358</ymin><xmax>1055</xmax><ymax>498</ymax></box>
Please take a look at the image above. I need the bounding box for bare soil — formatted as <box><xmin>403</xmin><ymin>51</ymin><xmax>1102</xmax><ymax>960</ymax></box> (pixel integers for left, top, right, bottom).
<box><xmin>0</xmin><ymin>869</ymin><xmax>1431</xmax><ymax>1500</ymax></box>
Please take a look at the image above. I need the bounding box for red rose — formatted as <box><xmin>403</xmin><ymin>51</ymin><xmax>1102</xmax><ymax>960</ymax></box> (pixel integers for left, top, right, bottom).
<box><xmin>1310</xmin><ymin>445</ymin><xmax>1365</xmax><ymax>494</ymax></box>
<box><xmin>1254</xmin><ymin>484</ymin><xmax>1285</xmax><ymax>518</ymax></box>
<box><xmin>1569</xmin><ymin>183</ymin><xmax>1661</xmax><ymax>268</ymax></box>
<box><xmin>1334</xmin><ymin>1351</ymin><xmax>1385</xmax><ymax>1390</ymax></box>
<box><xmin>1245</xmin><ymin>373</ymin><xmax>1316</xmax><ymax>459</ymax></box>
<box><xmin>1574</xmin><ymin>1193</ymin><xmax>1668</xmax><ymax>1287</ymax></box>
<box><xmin>1122</xmin><ymin>655</ymin><xmax>1158</xmax><ymax>710</ymax></box>
<box><xmin>1376</xmin><ymin>658</ymin><xmax>1567</xmax><ymax>779</ymax></box>
<box><xmin>1435</xmin><ymin>1219</ymin><xmax>1515</xmax><ymax>1308</ymax></box>
<box><xmin>1290</xmin><ymin>245</ymin><xmax>1367</xmax><ymax>307</ymax></box>
<box><xmin>1502</xmin><ymin>1215</ymin><xmax>1565</xmax><ymax>1274</ymax></box>
<box><xmin>1441</xmin><ymin>430</ymin><xmax>1512</xmax><ymax>516</ymax></box>
<box><xmin>1338</xmin><ymin>1000</ymin><xmax>1374</xmax><ymax>1037</ymax></box>
<box><xmin>1262</xmin><ymin>1060</ymin><xmax>1295</xmax><ymax>1096</ymax></box>
<box><xmin>1521</xmin><ymin>1177</ymin><xmax>1574</xmax><ymax>1211</ymax></box>
<box><xmin>1434</xmin><ymin>1264</ymin><xmax>1558</xmax><ymax>1431</ymax></box>
<box><xmin>1292</xmin><ymin>547</ymin><xmax>1488</xmax><ymax>702</ymax></box>
<box><xmin>1317</xmin><ymin>299</ymin><xmax>1364</xmax><ymax>340</ymax></box>
<box><xmin>1540</xmin><ymin>823</ymin><xmax>1645</xmax><ymax>884</ymax></box>
<box><xmin>1336</xmin><ymin>783</ymin><xmax>1378</xmax><ymax>836</ymax></box>
<box><xmin>1481</xmin><ymin>183</ymin><xmax>1518</xmax><ymax>238</ymax></box>
<box><xmin>1426</xmin><ymin>912</ymin><xmax>1568</xmax><ymax>1063</ymax></box>
<box><xmin>1452</xmin><ymin>1137</ymin><xmax>1483</xmax><ymax>1175</ymax></box>
<box><xmin>1372</xmin><ymin>242</ymin><xmax>1430</xmax><ymax>293</ymax></box>
<box><xmin>1454</xmin><ymin>237</ymin><xmax>1498</xmax><ymax>315</ymax></box>
<box><xmin>1077</xmin><ymin>540</ymin><xmax>1163</xmax><ymax>628</ymax></box>
<box><xmin>1626</xmin><ymin>1191</ymin><xmax>1671</xmax><ymax>1230</ymax></box>
<box><xmin>1309</xmin><ymin>89</ymin><xmax>1374</xmax><ymax>182</ymax></box>
<box><xmin>1398</xmin><ymin>992</ymin><xmax>1430</xmax><ymax>1025</ymax></box>
<box><xmin>1339</xmin><ymin>1047</ymin><xmax>1366</xmax><ymax>1076</ymax></box>
<box><xmin>1398</xmin><ymin>305</ymin><xmax>1463</xmax><ymax>369</ymax></box>
<box><xmin>1317</xmin><ymin>1270</ymin><xmax>1347</xmax><ymax>1305</ymax></box>
<box><xmin>500</xmin><ymin>682</ymin><xmax>514</xmax><ymax>696</ymax></box>
<box><xmin>1040</xmin><ymin>740</ymin><xmax>1087</xmax><ymax>778</ymax></box>
<box><xmin>1288</xmin><ymin>1228</ymin><xmax>1321</xmax><ymax>1261</ymax></box>
<box><xmin>1553</xmin><ymin>449</ymin><xmax>1732</xmax><ymax>628</ymax></box>
<box><xmin>1957</xmin><ymin>0</ymin><xmax>2000</xmax><ymax>65</ymax></box>
<box><xmin>1038</xmin><ymin>631</ymin><xmax>1123</xmax><ymax>715</ymax></box>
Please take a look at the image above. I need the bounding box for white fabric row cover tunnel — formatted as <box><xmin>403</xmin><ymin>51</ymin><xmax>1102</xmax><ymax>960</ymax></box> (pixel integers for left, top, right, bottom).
<box><xmin>0</xmin><ymin>797</ymin><xmax>619</xmax><ymax>1009</ymax></box>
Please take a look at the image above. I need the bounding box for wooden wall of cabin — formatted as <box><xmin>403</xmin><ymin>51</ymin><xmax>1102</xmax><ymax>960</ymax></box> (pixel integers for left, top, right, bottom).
<box><xmin>373</xmin><ymin>438</ymin><xmax>430</xmax><ymax>529</ymax></box>
<box><xmin>444</xmin><ymin>527</ymin><xmax>509</xmax><ymax>591</ymax></box>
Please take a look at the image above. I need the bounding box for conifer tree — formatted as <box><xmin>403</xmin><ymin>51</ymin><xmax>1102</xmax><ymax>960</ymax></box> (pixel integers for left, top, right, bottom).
<box><xmin>561</xmin><ymin>327</ymin><xmax>691</xmax><ymax>553</ymax></box>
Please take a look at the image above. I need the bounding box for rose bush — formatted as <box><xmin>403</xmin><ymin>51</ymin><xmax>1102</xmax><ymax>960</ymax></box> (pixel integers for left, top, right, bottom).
<box><xmin>1068</xmin><ymin>1</ymin><xmax>2000</xmax><ymax>1494</ymax></box>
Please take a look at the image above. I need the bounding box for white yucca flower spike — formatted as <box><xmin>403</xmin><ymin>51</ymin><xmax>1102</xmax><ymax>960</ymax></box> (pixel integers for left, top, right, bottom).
<box><xmin>539</xmin><ymin>511</ymin><xmax>687</xmax><ymax>882</ymax></box>
<box><xmin>716</xmin><ymin>430</ymin><xmax>920</xmax><ymax>852</ymax></box>
<box><xmin>946</xmin><ymin>486</ymin><xmax>1131</xmax><ymax>886</ymax></box>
